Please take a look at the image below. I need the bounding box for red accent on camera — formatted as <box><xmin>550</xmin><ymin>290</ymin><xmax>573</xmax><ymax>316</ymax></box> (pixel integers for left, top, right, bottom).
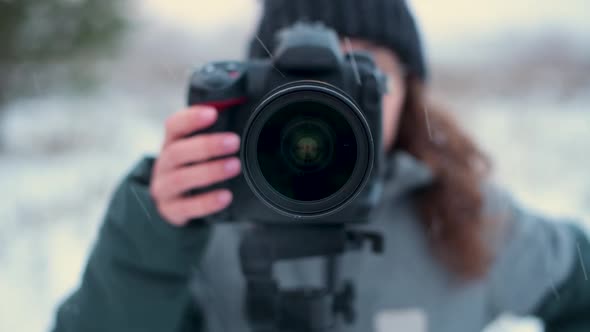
<box><xmin>202</xmin><ymin>97</ymin><xmax>248</xmax><ymax>110</ymax></box>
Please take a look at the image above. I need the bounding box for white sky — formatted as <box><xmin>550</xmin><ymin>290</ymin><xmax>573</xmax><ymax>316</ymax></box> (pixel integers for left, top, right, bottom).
<box><xmin>141</xmin><ymin>0</ymin><xmax>590</xmax><ymax>43</ymax></box>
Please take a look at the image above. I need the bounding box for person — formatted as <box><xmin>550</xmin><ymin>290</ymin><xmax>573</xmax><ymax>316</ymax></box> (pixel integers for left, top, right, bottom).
<box><xmin>52</xmin><ymin>0</ymin><xmax>590</xmax><ymax>331</ymax></box>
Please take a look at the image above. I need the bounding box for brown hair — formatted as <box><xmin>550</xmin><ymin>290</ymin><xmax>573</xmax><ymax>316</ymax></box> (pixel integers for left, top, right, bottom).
<box><xmin>394</xmin><ymin>77</ymin><xmax>493</xmax><ymax>280</ymax></box>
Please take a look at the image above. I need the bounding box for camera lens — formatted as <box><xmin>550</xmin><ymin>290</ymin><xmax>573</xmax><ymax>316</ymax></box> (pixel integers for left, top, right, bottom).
<box><xmin>281</xmin><ymin>118</ymin><xmax>334</xmax><ymax>172</ymax></box>
<box><xmin>257</xmin><ymin>101</ymin><xmax>357</xmax><ymax>201</ymax></box>
<box><xmin>242</xmin><ymin>82</ymin><xmax>373</xmax><ymax>218</ymax></box>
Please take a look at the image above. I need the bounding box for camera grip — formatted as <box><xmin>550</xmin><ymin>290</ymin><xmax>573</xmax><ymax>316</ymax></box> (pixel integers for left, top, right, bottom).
<box><xmin>185</xmin><ymin>61</ymin><xmax>249</xmax><ymax>220</ymax></box>
<box><xmin>183</xmin><ymin>99</ymin><xmax>247</xmax><ymax>222</ymax></box>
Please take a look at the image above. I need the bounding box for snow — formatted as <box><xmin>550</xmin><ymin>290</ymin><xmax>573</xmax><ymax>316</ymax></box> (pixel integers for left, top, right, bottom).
<box><xmin>0</xmin><ymin>93</ymin><xmax>163</xmax><ymax>332</ymax></box>
<box><xmin>1</xmin><ymin>1</ymin><xmax>589</xmax><ymax>331</ymax></box>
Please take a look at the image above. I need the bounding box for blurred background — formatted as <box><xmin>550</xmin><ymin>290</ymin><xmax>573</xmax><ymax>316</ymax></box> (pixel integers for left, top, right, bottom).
<box><xmin>0</xmin><ymin>0</ymin><xmax>588</xmax><ymax>331</ymax></box>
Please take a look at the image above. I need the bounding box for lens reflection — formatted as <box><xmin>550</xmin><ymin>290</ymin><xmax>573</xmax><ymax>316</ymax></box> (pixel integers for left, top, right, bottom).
<box><xmin>257</xmin><ymin>100</ymin><xmax>357</xmax><ymax>201</ymax></box>
<box><xmin>281</xmin><ymin>118</ymin><xmax>334</xmax><ymax>172</ymax></box>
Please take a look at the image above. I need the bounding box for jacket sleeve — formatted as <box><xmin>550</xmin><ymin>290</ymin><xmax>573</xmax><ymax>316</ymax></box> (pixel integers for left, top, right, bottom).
<box><xmin>51</xmin><ymin>156</ymin><xmax>211</xmax><ymax>332</ymax></box>
<box><xmin>533</xmin><ymin>223</ymin><xmax>590</xmax><ymax>332</ymax></box>
<box><xmin>483</xmin><ymin>185</ymin><xmax>590</xmax><ymax>331</ymax></box>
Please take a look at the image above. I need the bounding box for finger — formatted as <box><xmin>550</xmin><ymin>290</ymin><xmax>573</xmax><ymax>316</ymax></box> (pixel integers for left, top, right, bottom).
<box><xmin>159</xmin><ymin>189</ymin><xmax>233</xmax><ymax>226</ymax></box>
<box><xmin>151</xmin><ymin>157</ymin><xmax>241</xmax><ymax>202</ymax></box>
<box><xmin>163</xmin><ymin>106</ymin><xmax>218</xmax><ymax>147</ymax></box>
<box><xmin>154</xmin><ymin>133</ymin><xmax>240</xmax><ymax>176</ymax></box>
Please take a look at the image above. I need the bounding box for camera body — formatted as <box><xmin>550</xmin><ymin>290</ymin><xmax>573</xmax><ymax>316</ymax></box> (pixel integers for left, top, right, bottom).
<box><xmin>187</xmin><ymin>23</ymin><xmax>387</xmax><ymax>224</ymax></box>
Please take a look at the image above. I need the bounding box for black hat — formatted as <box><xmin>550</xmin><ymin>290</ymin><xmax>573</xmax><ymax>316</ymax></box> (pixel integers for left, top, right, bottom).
<box><xmin>248</xmin><ymin>0</ymin><xmax>428</xmax><ymax>80</ymax></box>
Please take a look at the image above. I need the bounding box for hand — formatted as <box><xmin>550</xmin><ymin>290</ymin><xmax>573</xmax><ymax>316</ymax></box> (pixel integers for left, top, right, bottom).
<box><xmin>150</xmin><ymin>106</ymin><xmax>241</xmax><ymax>226</ymax></box>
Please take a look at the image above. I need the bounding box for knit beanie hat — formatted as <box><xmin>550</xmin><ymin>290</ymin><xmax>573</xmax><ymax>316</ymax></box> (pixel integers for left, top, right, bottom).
<box><xmin>248</xmin><ymin>0</ymin><xmax>428</xmax><ymax>80</ymax></box>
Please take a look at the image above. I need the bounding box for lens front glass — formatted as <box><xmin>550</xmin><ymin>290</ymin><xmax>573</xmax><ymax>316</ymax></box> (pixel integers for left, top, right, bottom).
<box><xmin>257</xmin><ymin>100</ymin><xmax>357</xmax><ymax>201</ymax></box>
<box><xmin>282</xmin><ymin>117</ymin><xmax>334</xmax><ymax>172</ymax></box>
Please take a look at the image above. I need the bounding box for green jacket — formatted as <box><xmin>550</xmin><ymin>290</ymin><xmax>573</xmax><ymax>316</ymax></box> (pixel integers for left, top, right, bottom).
<box><xmin>52</xmin><ymin>154</ymin><xmax>590</xmax><ymax>332</ymax></box>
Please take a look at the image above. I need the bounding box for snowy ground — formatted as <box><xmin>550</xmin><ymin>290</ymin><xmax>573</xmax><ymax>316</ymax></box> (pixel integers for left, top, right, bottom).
<box><xmin>1</xmin><ymin>1</ymin><xmax>589</xmax><ymax>331</ymax></box>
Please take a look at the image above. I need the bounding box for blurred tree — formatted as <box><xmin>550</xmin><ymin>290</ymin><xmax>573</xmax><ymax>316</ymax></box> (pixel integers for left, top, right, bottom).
<box><xmin>0</xmin><ymin>0</ymin><xmax>128</xmax><ymax>103</ymax></box>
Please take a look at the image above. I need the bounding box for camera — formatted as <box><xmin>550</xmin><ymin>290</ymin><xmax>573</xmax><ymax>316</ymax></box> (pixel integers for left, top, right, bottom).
<box><xmin>187</xmin><ymin>23</ymin><xmax>387</xmax><ymax>224</ymax></box>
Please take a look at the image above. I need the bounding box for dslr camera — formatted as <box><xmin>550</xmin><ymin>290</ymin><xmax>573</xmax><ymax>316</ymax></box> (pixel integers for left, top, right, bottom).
<box><xmin>187</xmin><ymin>23</ymin><xmax>387</xmax><ymax>224</ymax></box>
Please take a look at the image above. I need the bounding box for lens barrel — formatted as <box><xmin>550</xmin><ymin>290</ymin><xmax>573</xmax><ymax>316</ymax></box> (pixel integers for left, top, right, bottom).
<box><xmin>241</xmin><ymin>82</ymin><xmax>374</xmax><ymax>219</ymax></box>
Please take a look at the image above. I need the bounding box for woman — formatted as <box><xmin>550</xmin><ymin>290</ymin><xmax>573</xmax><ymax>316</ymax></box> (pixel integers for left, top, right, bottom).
<box><xmin>52</xmin><ymin>0</ymin><xmax>590</xmax><ymax>331</ymax></box>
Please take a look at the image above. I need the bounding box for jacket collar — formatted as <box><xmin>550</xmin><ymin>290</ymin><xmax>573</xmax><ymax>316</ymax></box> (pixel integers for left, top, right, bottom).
<box><xmin>380</xmin><ymin>150</ymin><xmax>434</xmax><ymax>200</ymax></box>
